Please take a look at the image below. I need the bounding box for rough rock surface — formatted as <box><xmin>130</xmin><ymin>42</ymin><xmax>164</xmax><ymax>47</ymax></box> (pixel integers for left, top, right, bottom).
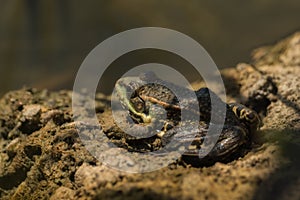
<box><xmin>0</xmin><ymin>32</ymin><xmax>299</xmax><ymax>200</ymax></box>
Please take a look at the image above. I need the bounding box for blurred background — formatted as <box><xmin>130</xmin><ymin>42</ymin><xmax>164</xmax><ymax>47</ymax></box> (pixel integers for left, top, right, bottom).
<box><xmin>0</xmin><ymin>0</ymin><xmax>300</xmax><ymax>96</ymax></box>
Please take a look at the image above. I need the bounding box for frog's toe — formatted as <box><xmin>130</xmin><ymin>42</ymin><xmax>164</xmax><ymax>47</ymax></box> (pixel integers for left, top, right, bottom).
<box><xmin>141</xmin><ymin>113</ymin><xmax>152</xmax><ymax>123</ymax></box>
<box><xmin>228</xmin><ymin>103</ymin><xmax>262</xmax><ymax>130</ymax></box>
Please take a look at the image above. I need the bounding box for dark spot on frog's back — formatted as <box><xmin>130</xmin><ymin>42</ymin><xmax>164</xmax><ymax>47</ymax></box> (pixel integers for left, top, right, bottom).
<box><xmin>196</xmin><ymin>87</ymin><xmax>210</xmax><ymax>96</ymax></box>
<box><xmin>194</xmin><ymin>87</ymin><xmax>226</xmax><ymax>122</ymax></box>
<box><xmin>196</xmin><ymin>87</ymin><xmax>223</xmax><ymax>103</ymax></box>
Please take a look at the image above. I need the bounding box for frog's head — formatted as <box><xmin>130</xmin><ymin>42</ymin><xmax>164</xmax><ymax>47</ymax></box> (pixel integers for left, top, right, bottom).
<box><xmin>114</xmin><ymin>77</ymin><xmax>153</xmax><ymax>123</ymax></box>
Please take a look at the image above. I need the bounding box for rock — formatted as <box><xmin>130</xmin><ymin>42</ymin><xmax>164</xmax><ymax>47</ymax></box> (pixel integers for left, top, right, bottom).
<box><xmin>19</xmin><ymin>104</ymin><xmax>42</xmax><ymax>134</ymax></box>
<box><xmin>252</xmin><ymin>32</ymin><xmax>300</xmax><ymax>67</ymax></box>
<box><xmin>50</xmin><ymin>186</ymin><xmax>75</xmax><ymax>200</ymax></box>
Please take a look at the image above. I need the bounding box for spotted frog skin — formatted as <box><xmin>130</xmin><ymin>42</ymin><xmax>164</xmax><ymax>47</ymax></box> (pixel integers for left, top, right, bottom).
<box><xmin>113</xmin><ymin>72</ymin><xmax>261</xmax><ymax>163</ymax></box>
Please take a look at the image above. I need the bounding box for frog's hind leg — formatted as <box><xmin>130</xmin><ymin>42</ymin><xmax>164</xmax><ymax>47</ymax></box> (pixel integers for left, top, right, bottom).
<box><xmin>208</xmin><ymin>125</ymin><xmax>249</xmax><ymax>160</ymax></box>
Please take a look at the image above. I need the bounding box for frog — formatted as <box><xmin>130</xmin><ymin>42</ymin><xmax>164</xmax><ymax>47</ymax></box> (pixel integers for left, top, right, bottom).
<box><xmin>112</xmin><ymin>71</ymin><xmax>261</xmax><ymax>164</ymax></box>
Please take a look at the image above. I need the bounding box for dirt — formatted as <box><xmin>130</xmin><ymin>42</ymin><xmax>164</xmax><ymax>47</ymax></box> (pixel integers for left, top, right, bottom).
<box><xmin>0</xmin><ymin>32</ymin><xmax>299</xmax><ymax>200</ymax></box>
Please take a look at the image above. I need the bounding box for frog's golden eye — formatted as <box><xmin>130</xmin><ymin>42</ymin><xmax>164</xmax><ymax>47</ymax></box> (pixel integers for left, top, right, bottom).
<box><xmin>130</xmin><ymin>96</ymin><xmax>146</xmax><ymax>112</ymax></box>
<box><xmin>135</xmin><ymin>102</ymin><xmax>144</xmax><ymax>111</ymax></box>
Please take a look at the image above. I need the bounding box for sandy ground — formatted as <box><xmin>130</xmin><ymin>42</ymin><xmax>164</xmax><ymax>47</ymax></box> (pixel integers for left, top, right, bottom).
<box><xmin>0</xmin><ymin>32</ymin><xmax>299</xmax><ymax>200</ymax></box>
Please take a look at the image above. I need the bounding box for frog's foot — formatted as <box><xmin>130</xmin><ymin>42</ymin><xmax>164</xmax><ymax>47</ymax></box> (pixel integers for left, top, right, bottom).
<box><xmin>156</xmin><ymin>121</ymin><xmax>174</xmax><ymax>138</ymax></box>
<box><xmin>132</xmin><ymin>111</ymin><xmax>152</xmax><ymax>124</ymax></box>
<box><xmin>228</xmin><ymin>103</ymin><xmax>262</xmax><ymax>130</ymax></box>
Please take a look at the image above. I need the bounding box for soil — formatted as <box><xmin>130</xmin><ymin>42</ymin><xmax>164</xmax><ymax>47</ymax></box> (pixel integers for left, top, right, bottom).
<box><xmin>0</xmin><ymin>32</ymin><xmax>299</xmax><ymax>200</ymax></box>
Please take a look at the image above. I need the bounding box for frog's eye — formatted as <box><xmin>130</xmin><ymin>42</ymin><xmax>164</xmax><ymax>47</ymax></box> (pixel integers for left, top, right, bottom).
<box><xmin>130</xmin><ymin>96</ymin><xmax>146</xmax><ymax>112</ymax></box>
<box><xmin>136</xmin><ymin>102</ymin><xmax>146</xmax><ymax>112</ymax></box>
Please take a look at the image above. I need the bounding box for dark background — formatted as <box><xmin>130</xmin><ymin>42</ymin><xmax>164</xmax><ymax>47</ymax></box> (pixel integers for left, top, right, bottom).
<box><xmin>0</xmin><ymin>0</ymin><xmax>299</xmax><ymax>95</ymax></box>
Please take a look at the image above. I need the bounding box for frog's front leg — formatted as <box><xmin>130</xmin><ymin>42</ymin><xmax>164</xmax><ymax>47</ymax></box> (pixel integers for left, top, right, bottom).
<box><xmin>156</xmin><ymin>121</ymin><xmax>175</xmax><ymax>138</ymax></box>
